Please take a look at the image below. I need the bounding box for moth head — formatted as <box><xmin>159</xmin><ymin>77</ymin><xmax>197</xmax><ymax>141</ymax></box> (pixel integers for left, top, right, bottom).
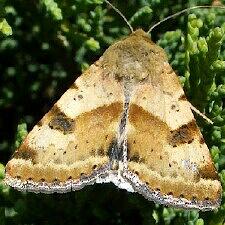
<box><xmin>102</xmin><ymin>29</ymin><xmax>168</xmax><ymax>83</ymax></box>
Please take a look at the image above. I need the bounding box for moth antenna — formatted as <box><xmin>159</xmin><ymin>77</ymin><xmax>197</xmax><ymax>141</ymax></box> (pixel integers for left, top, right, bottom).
<box><xmin>148</xmin><ymin>5</ymin><xmax>225</xmax><ymax>34</ymax></box>
<box><xmin>104</xmin><ymin>0</ymin><xmax>134</xmax><ymax>33</ymax></box>
<box><xmin>189</xmin><ymin>103</ymin><xmax>213</xmax><ymax>125</ymax></box>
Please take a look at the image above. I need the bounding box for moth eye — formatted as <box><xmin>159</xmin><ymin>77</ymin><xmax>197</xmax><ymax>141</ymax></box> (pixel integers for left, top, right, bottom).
<box><xmin>67</xmin><ymin>176</ymin><xmax>72</xmax><ymax>180</ymax></box>
<box><xmin>167</xmin><ymin>192</ymin><xmax>173</xmax><ymax>195</ymax></box>
<box><xmin>28</xmin><ymin>177</ymin><xmax>33</xmax><ymax>181</ymax></box>
<box><xmin>40</xmin><ymin>178</ymin><xmax>45</xmax><ymax>182</ymax></box>
<box><xmin>180</xmin><ymin>194</ymin><xmax>184</xmax><ymax>198</ymax></box>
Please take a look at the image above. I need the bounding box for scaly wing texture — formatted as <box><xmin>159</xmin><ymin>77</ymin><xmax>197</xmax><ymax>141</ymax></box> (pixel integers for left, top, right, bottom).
<box><xmin>126</xmin><ymin>62</ymin><xmax>221</xmax><ymax>209</ymax></box>
<box><xmin>5</xmin><ymin>59</ymin><xmax>124</xmax><ymax>192</ymax></box>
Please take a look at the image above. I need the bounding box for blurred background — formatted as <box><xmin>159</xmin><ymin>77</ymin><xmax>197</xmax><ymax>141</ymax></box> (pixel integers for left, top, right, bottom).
<box><xmin>0</xmin><ymin>0</ymin><xmax>225</xmax><ymax>224</ymax></box>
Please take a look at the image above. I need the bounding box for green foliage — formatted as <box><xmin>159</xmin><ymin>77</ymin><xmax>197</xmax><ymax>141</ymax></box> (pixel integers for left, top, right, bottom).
<box><xmin>0</xmin><ymin>0</ymin><xmax>225</xmax><ymax>224</ymax></box>
<box><xmin>0</xmin><ymin>18</ymin><xmax>12</xmax><ymax>36</ymax></box>
<box><xmin>14</xmin><ymin>123</ymin><xmax>28</xmax><ymax>149</ymax></box>
<box><xmin>0</xmin><ymin>0</ymin><xmax>12</xmax><ymax>36</ymax></box>
<box><xmin>129</xmin><ymin>6</ymin><xmax>153</xmax><ymax>27</ymax></box>
<box><xmin>40</xmin><ymin>0</ymin><xmax>63</xmax><ymax>20</ymax></box>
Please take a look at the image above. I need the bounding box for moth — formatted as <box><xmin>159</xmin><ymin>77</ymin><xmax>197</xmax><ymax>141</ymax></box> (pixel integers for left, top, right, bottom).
<box><xmin>4</xmin><ymin>22</ymin><xmax>222</xmax><ymax>211</ymax></box>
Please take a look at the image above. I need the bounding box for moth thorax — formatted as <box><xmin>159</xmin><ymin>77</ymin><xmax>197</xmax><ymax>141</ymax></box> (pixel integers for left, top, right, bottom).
<box><xmin>102</xmin><ymin>54</ymin><xmax>151</xmax><ymax>83</ymax></box>
<box><xmin>102</xmin><ymin>31</ymin><xmax>168</xmax><ymax>83</ymax></box>
<box><xmin>114</xmin><ymin>60</ymin><xmax>149</xmax><ymax>81</ymax></box>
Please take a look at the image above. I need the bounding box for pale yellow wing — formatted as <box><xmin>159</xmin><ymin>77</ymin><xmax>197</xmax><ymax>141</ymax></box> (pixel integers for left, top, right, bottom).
<box><xmin>126</xmin><ymin>61</ymin><xmax>221</xmax><ymax>210</ymax></box>
<box><xmin>5</xmin><ymin>60</ymin><xmax>125</xmax><ymax>193</ymax></box>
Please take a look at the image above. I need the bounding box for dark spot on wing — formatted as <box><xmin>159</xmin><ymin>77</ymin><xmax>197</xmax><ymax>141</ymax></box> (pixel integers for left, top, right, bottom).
<box><xmin>90</xmin><ymin>149</ymin><xmax>95</xmax><ymax>156</ymax></box>
<box><xmin>178</xmin><ymin>94</ymin><xmax>187</xmax><ymax>101</ymax></box>
<box><xmin>199</xmin><ymin>164</ymin><xmax>219</xmax><ymax>180</ymax></box>
<box><xmin>92</xmin><ymin>165</ymin><xmax>97</xmax><ymax>169</ymax></box>
<box><xmin>107</xmin><ymin>140</ymin><xmax>117</xmax><ymax>159</ymax></box>
<box><xmin>171</xmin><ymin>104</ymin><xmax>180</xmax><ymax>112</ymax></box>
<box><xmin>13</xmin><ymin>145</ymin><xmax>37</xmax><ymax>164</ymax></box>
<box><xmin>48</xmin><ymin>106</ymin><xmax>75</xmax><ymax>134</ymax></box>
<box><xmin>200</xmin><ymin>137</ymin><xmax>205</xmax><ymax>144</ymax></box>
<box><xmin>171</xmin><ymin>104</ymin><xmax>176</xmax><ymax>110</ymax></box>
<box><xmin>70</xmin><ymin>83</ymin><xmax>78</xmax><ymax>89</ymax></box>
<box><xmin>37</xmin><ymin>119</ymin><xmax>43</xmax><ymax>127</ymax></box>
<box><xmin>97</xmin><ymin>148</ymin><xmax>104</xmax><ymax>156</ymax></box>
<box><xmin>129</xmin><ymin>152</ymin><xmax>140</xmax><ymax>162</ymax></box>
<box><xmin>188</xmin><ymin>138</ymin><xmax>194</xmax><ymax>144</ymax></box>
<box><xmin>107</xmin><ymin>139</ymin><xmax>123</xmax><ymax>161</ymax></box>
<box><xmin>78</xmin><ymin>95</ymin><xmax>83</xmax><ymax>100</ymax></box>
<box><xmin>168</xmin><ymin>120</ymin><xmax>198</xmax><ymax>147</ymax></box>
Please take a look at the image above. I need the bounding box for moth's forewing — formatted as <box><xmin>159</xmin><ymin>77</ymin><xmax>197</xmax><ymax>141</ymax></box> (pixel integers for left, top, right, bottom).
<box><xmin>126</xmin><ymin>52</ymin><xmax>221</xmax><ymax>210</ymax></box>
<box><xmin>5</xmin><ymin>60</ymin><xmax>125</xmax><ymax>193</ymax></box>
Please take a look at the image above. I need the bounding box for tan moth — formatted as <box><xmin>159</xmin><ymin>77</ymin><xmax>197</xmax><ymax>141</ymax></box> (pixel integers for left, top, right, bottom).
<box><xmin>4</xmin><ymin>1</ymin><xmax>224</xmax><ymax>211</ymax></box>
